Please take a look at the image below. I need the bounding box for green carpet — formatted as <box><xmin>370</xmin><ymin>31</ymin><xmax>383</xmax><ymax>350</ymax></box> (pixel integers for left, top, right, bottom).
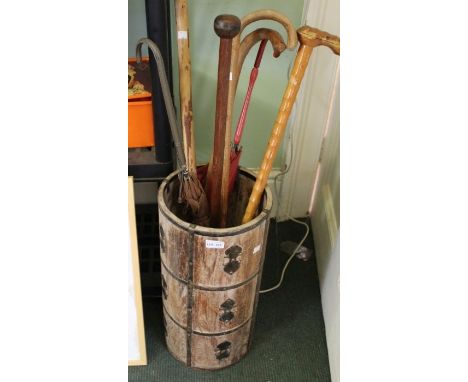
<box><xmin>129</xmin><ymin>219</ymin><xmax>331</xmax><ymax>381</ymax></box>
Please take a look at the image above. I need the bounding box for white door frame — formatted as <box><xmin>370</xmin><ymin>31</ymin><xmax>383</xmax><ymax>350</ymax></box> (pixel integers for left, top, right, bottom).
<box><xmin>276</xmin><ymin>0</ymin><xmax>340</xmax><ymax>221</ymax></box>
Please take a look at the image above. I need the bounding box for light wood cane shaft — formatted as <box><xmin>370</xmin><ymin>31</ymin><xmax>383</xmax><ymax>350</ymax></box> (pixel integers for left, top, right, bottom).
<box><xmin>242</xmin><ymin>26</ymin><xmax>340</xmax><ymax>224</ymax></box>
<box><xmin>175</xmin><ymin>0</ymin><xmax>197</xmax><ymax>174</ymax></box>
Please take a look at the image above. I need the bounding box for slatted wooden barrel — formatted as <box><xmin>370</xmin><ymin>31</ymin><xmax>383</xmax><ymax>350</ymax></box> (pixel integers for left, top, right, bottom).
<box><xmin>157</xmin><ymin>168</ymin><xmax>272</xmax><ymax>370</ymax></box>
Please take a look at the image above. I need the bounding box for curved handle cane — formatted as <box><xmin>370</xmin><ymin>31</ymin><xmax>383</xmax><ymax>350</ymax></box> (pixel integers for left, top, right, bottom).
<box><xmin>136</xmin><ymin>37</ymin><xmax>187</xmax><ymax>171</ymax></box>
<box><xmin>237</xmin><ymin>28</ymin><xmax>287</xmax><ymax>77</ymax></box>
<box><xmin>206</xmin><ymin>27</ymin><xmax>287</xmax><ymax>186</ymax></box>
<box><xmin>240</xmin><ymin>9</ymin><xmax>298</xmax><ymax>50</ymax></box>
<box><xmin>232</xmin><ymin>9</ymin><xmax>298</xmax><ymax>90</ymax></box>
<box><xmin>224</xmin><ymin>10</ymin><xmax>298</xmax><ymax>174</ymax></box>
<box><xmin>207</xmin><ymin>10</ymin><xmax>295</xmax><ymax>193</ymax></box>
<box><xmin>241</xmin><ymin>26</ymin><xmax>340</xmax><ymax>224</ymax></box>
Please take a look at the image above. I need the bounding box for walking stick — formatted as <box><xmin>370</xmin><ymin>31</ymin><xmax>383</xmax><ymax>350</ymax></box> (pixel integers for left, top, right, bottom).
<box><xmin>237</xmin><ymin>28</ymin><xmax>286</xmax><ymax>74</ymax></box>
<box><xmin>242</xmin><ymin>26</ymin><xmax>340</xmax><ymax>224</ymax></box>
<box><xmin>208</xmin><ymin>10</ymin><xmax>297</xmax><ymax>198</ymax></box>
<box><xmin>228</xmin><ymin>9</ymin><xmax>298</xmax><ymax>131</ymax></box>
<box><xmin>175</xmin><ymin>0</ymin><xmax>197</xmax><ymax>174</ymax></box>
<box><xmin>136</xmin><ymin>38</ymin><xmax>210</xmax><ymax>226</ymax></box>
<box><xmin>205</xmin><ymin>10</ymin><xmax>297</xmax><ymax>195</ymax></box>
<box><xmin>207</xmin><ymin>14</ymin><xmax>241</xmax><ymax>228</ymax></box>
<box><xmin>197</xmin><ymin>28</ymin><xmax>287</xmax><ymax>191</ymax></box>
<box><xmin>232</xmin><ymin>9</ymin><xmax>298</xmax><ymax>95</ymax></box>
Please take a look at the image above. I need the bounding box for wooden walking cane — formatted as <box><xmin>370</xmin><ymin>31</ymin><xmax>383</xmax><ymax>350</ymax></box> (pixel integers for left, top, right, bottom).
<box><xmin>204</xmin><ymin>10</ymin><xmax>296</xmax><ymax>193</ymax></box>
<box><xmin>233</xmin><ymin>10</ymin><xmax>298</xmax><ymax>89</ymax></box>
<box><xmin>207</xmin><ymin>15</ymin><xmax>241</xmax><ymax>228</ymax></box>
<box><xmin>197</xmin><ymin>28</ymin><xmax>286</xmax><ymax>189</ymax></box>
<box><xmin>229</xmin><ymin>11</ymin><xmax>297</xmax><ymax>133</ymax></box>
<box><xmin>206</xmin><ymin>10</ymin><xmax>297</xmax><ymax>199</ymax></box>
<box><xmin>228</xmin><ymin>9</ymin><xmax>298</xmax><ymax>129</ymax></box>
<box><xmin>175</xmin><ymin>0</ymin><xmax>197</xmax><ymax>174</ymax></box>
<box><xmin>238</xmin><ymin>28</ymin><xmax>286</xmax><ymax>73</ymax></box>
<box><xmin>242</xmin><ymin>26</ymin><xmax>340</xmax><ymax>224</ymax></box>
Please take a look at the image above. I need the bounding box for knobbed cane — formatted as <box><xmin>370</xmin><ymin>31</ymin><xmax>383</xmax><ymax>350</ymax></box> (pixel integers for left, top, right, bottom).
<box><xmin>241</xmin><ymin>26</ymin><xmax>340</xmax><ymax>224</ymax></box>
<box><xmin>207</xmin><ymin>15</ymin><xmax>241</xmax><ymax>228</ymax></box>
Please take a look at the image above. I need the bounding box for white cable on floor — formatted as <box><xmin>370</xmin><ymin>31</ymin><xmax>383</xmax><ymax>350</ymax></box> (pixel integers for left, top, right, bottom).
<box><xmin>259</xmin><ymin>82</ymin><xmax>311</xmax><ymax>294</ymax></box>
<box><xmin>259</xmin><ymin>217</ymin><xmax>309</xmax><ymax>294</ymax></box>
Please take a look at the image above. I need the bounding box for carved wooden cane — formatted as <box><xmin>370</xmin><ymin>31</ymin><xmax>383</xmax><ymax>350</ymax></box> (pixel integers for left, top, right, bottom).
<box><xmin>208</xmin><ymin>15</ymin><xmax>241</xmax><ymax>228</ymax></box>
<box><xmin>242</xmin><ymin>26</ymin><xmax>340</xmax><ymax>224</ymax></box>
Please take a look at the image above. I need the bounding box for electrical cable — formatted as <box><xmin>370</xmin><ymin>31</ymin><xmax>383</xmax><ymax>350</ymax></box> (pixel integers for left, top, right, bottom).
<box><xmin>259</xmin><ymin>219</ymin><xmax>309</xmax><ymax>294</ymax></box>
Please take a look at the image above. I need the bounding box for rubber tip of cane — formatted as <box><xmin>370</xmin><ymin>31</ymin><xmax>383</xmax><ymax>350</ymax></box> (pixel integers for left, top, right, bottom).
<box><xmin>214</xmin><ymin>14</ymin><xmax>241</xmax><ymax>39</ymax></box>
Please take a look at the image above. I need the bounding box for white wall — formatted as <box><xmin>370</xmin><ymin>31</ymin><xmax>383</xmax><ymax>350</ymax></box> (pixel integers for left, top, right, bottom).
<box><xmin>318</xmin><ymin>231</ymin><xmax>340</xmax><ymax>382</ymax></box>
<box><xmin>310</xmin><ymin>78</ymin><xmax>340</xmax><ymax>382</ymax></box>
<box><xmin>277</xmin><ymin>0</ymin><xmax>340</xmax><ymax>220</ymax></box>
<box><xmin>287</xmin><ymin>1</ymin><xmax>340</xmax><ymax>380</ymax></box>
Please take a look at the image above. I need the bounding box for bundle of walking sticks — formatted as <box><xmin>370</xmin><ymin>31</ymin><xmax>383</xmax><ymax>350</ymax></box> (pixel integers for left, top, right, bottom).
<box><xmin>165</xmin><ymin>1</ymin><xmax>340</xmax><ymax>228</ymax></box>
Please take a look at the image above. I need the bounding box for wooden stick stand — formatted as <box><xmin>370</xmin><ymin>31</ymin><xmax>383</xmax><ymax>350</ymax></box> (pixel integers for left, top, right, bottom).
<box><xmin>157</xmin><ymin>168</ymin><xmax>272</xmax><ymax>370</ymax></box>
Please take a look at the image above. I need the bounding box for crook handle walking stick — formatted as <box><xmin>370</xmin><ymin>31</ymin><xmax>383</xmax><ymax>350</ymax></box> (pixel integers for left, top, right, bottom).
<box><xmin>230</xmin><ymin>9</ymin><xmax>298</xmax><ymax>103</ymax></box>
<box><xmin>237</xmin><ymin>28</ymin><xmax>287</xmax><ymax>77</ymax></box>
<box><xmin>242</xmin><ymin>26</ymin><xmax>340</xmax><ymax>224</ymax></box>
<box><xmin>136</xmin><ymin>38</ymin><xmax>186</xmax><ymax>170</ymax></box>
<box><xmin>204</xmin><ymin>28</ymin><xmax>286</xmax><ymax>186</ymax></box>
<box><xmin>206</xmin><ymin>10</ymin><xmax>295</xmax><ymax>190</ymax></box>
<box><xmin>216</xmin><ymin>10</ymin><xmax>297</xmax><ymax>194</ymax></box>
<box><xmin>208</xmin><ymin>14</ymin><xmax>241</xmax><ymax>228</ymax></box>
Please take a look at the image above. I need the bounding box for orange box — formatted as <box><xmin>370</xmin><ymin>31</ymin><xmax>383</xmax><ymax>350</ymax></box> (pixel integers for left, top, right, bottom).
<box><xmin>128</xmin><ymin>57</ymin><xmax>155</xmax><ymax>148</ymax></box>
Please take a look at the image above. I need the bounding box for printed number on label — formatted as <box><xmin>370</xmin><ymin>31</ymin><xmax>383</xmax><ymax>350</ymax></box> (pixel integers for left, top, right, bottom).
<box><xmin>206</xmin><ymin>240</ymin><xmax>225</xmax><ymax>249</ymax></box>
